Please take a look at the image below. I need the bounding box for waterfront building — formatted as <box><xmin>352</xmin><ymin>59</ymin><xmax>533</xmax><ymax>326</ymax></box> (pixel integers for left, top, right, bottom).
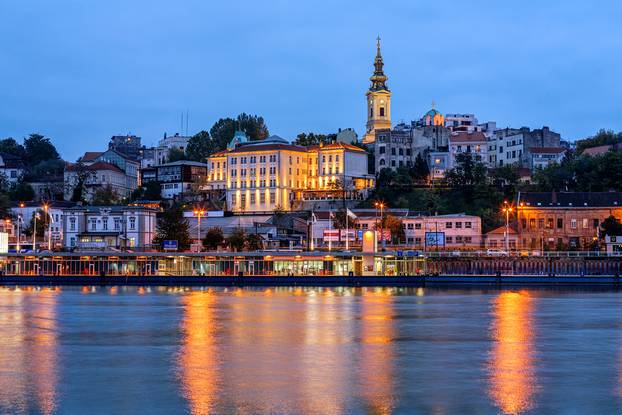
<box><xmin>362</xmin><ymin>38</ymin><xmax>392</xmax><ymax>144</ymax></box>
<box><xmin>310</xmin><ymin>209</ymin><xmax>482</xmax><ymax>250</ymax></box>
<box><xmin>0</xmin><ymin>152</ymin><xmax>25</xmax><ymax>185</ymax></box>
<box><xmin>62</xmin><ymin>205</ymin><xmax>157</xmax><ymax>250</ymax></box>
<box><xmin>156</xmin><ymin>160</ymin><xmax>208</xmax><ymax>199</ymax></box>
<box><xmin>206</xmin><ymin>134</ymin><xmax>374</xmax><ymax>213</ymax></box>
<box><xmin>485</xmin><ymin>226</ymin><xmax>519</xmax><ymax>250</ymax></box>
<box><xmin>516</xmin><ymin>191</ymin><xmax>622</xmax><ymax>250</ymax></box>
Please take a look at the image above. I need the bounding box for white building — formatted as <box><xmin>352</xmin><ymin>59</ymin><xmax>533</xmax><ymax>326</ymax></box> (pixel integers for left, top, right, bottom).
<box><xmin>62</xmin><ymin>205</ymin><xmax>157</xmax><ymax>250</ymax></box>
<box><xmin>0</xmin><ymin>152</ymin><xmax>25</xmax><ymax>185</ymax></box>
<box><xmin>449</xmin><ymin>131</ymin><xmax>489</xmax><ymax>166</ymax></box>
<box><xmin>155</xmin><ymin>133</ymin><xmax>191</xmax><ymax>165</ymax></box>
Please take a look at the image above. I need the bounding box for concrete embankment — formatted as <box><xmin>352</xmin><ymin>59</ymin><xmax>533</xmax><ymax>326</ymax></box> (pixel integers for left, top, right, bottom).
<box><xmin>1</xmin><ymin>274</ymin><xmax>622</xmax><ymax>287</ymax></box>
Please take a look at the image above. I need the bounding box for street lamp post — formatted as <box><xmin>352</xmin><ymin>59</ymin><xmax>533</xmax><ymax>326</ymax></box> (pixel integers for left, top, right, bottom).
<box><xmin>32</xmin><ymin>212</ymin><xmax>38</xmax><ymax>252</ymax></box>
<box><xmin>193</xmin><ymin>209</ymin><xmax>205</xmax><ymax>252</ymax></box>
<box><xmin>43</xmin><ymin>203</ymin><xmax>52</xmax><ymax>250</ymax></box>
<box><xmin>502</xmin><ymin>201</ymin><xmax>514</xmax><ymax>252</ymax></box>
<box><xmin>374</xmin><ymin>201</ymin><xmax>386</xmax><ymax>248</ymax></box>
<box><xmin>17</xmin><ymin>202</ymin><xmax>24</xmax><ymax>252</ymax></box>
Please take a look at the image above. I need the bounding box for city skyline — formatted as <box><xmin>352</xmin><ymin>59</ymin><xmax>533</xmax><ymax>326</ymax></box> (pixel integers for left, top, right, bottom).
<box><xmin>2</xmin><ymin>0</ymin><xmax>622</xmax><ymax>161</ymax></box>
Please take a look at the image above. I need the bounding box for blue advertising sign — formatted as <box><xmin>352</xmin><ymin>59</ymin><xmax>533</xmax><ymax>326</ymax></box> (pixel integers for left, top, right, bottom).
<box><xmin>425</xmin><ymin>232</ymin><xmax>445</xmax><ymax>247</ymax></box>
<box><xmin>163</xmin><ymin>240</ymin><xmax>178</xmax><ymax>250</ymax></box>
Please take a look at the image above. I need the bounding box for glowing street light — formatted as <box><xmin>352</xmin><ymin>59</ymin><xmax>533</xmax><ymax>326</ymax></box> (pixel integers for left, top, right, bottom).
<box><xmin>193</xmin><ymin>209</ymin><xmax>206</xmax><ymax>251</ymax></box>
<box><xmin>502</xmin><ymin>201</ymin><xmax>514</xmax><ymax>252</ymax></box>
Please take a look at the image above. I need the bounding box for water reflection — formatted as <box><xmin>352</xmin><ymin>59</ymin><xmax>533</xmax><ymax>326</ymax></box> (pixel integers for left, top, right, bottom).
<box><xmin>0</xmin><ymin>287</ymin><xmax>59</xmax><ymax>415</ymax></box>
<box><xmin>488</xmin><ymin>291</ymin><xmax>538</xmax><ymax>414</ymax></box>
<box><xmin>358</xmin><ymin>288</ymin><xmax>396</xmax><ymax>414</ymax></box>
<box><xmin>178</xmin><ymin>290</ymin><xmax>220</xmax><ymax>415</ymax></box>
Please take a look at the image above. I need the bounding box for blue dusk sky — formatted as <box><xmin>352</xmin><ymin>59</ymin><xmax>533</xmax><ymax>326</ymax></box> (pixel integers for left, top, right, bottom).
<box><xmin>1</xmin><ymin>0</ymin><xmax>621</xmax><ymax>161</ymax></box>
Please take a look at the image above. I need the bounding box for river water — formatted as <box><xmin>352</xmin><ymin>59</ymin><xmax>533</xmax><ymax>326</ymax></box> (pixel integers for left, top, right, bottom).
<box><xmin>0</xmin><ymin>286</ymin><xmax>621</xmax><ymax>414</ymax></box>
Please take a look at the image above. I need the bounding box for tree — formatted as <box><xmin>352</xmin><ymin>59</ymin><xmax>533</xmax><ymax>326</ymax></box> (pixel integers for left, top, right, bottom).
<box><xmin>0</xmin><ymin>193</ymin><xmax>10</xmax><ymax>219</ymax></box>
<box><xmin>294</xmin><ymin>132</ymin><xmax>334</xmax><ymax>146</ymax></box>
<box><xmin>167</xmin><ymin>147</ymin><xmax>186</xmax><ymax>162</ymax></box>
<box><xmin>0</xmin><ymin>138</ymin><xmax>26</xmax><ymax>158</ymax></box>
<box><xmin>23</xmin><ymin>209</ymin><xmax>51</xmax><ymax>238</ymax></box>
<box><xmin>23</xmin><ymin>134</ymin><xmax>60</xmax><ymax>168</ymax></box>
<box><xmin>143</xmin><ymin>181</ymin><xmax>162</xmax><ymax>200</ymax></box>
<box><xmin>601</xmin><ymin>215</ymin><xmax>622</xmax><ymax>237</ymax></box>
<box><xmin>210</xmin><ymin>118</ymin><xmax>238</xmax><ymax>152</ymax></box>
<box><xmin>576</xmin><ymin>129</ymin><xmax>622</xmax><ymax>153</ymax></box>
<box><xmin>186</xmin><ymin>130</ymin><xmax>213</xmax><ymax>162</ymax></box>
<box><xmin>227</xmin><ymin>228</ymin><xmax>246</xmax><ymax>252</ymax></box>
<box><xmin>381</xmin><ymin>215</ymin><xmax>405</xmax><ymax>244</ymax></box>
<box><xmin>9</xmin><ymin>181</ymin><xmax>35</xmax><ymax>201</ymax></box>
<box><xmin>202</xmin><ymin>227</ymin><xmax>224</xmax><ymax>250</ymax></box>
<box><xmin>25</xmin><ymin>159</ymin><xmax>65</xmax><ymax>181</ymax></box>
<box><xmin>153</xmin><ymin>205</ymin><xmax>191</xmax><ymax>251</ymax></box>
<box><xmin>411</xmin><ymin>153</ymin><xmax>430</xmax><ymax>181</ymax></box>
<box><xmin>68</xmin><ymin>161</ymin><xmax>94</xmax><ymax>203</ymax></box>
<box><xmin>245</xmin><ymin>233</ymin><xmax>263</xmax><ymax>251</ymax></box>
<box><xmin>445</xmin><ymin>153</ymin><xmax>487</xmax><ymax>188</ymax></box>
<box><xmin>92</xmin><ymin>185</ymin><xmax>120</xmax><ymax>205</ymax></box>
<box><xmin>237</xmin><ymin>113</ymin><xmax>269</xmax><ymax>141</ymax></box>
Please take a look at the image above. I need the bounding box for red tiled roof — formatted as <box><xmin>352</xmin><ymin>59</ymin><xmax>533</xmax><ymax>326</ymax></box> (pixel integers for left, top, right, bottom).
<box><xmin>66</xmin><ymin>161</ymin><xmax>124</xmax><ymax>174</ymax></box>
<box><xmin>582</xmin><ymin>144</ymin><xmax>615</xmax><ymax>157</ymax></box>
<box><xmin>449</xmin><ymin>131</ymin><xmax>487</xmax><ymax>143</ymax></box>
<box><xmin>81</xmin><ymin>151</ymin><xmax>103</xmax><ymax>162</ymax></box>
<box><xmin>227</xmin><ymin>143</ymin><xmax>307</xmax><ymax>154</ymax></box>
<box><xmin>530</xmin><ymin>147</ymin><xmax>566</xmax><ymax>154</ymax></box>
<box><xmin>317</xmin><ymin>142</ymin><xmax>366</xmax><ymax>152</ymax></box>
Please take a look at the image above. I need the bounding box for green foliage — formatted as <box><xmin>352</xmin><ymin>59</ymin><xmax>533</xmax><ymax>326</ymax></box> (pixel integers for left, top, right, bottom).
<box><xmin>186</xmin><ymin>131</ymin><xmax>212</xmax><ymax>162</ymax></box>
<box><xmin>0</xmin><ymin>193</ymin><xmax>11</xmax><ymax>219</ymax></box>
<box><xmin>202</xmin><ymin>227</ymin><xmax>224</xmax><ymax>250</ymax></box>
<box><xmin>245</xmin><ymin>233</ymin><xmax>263</xmax><ymax>251</ymax></box>
<box><xmin>153</xmin><ymin>205</ymin><xmax>191</xmax><ymax>251</ymax></box>
<box><xmin>227</xmin><ymin>228</ymin><xmax>246</xmax><ymax>251</ymax></box>
<box><xmin>209</xmin><ymin>113</ymin><xmax>270</xmax><ymax>153</ymax></box>
<box><xmin>601</xmin><ymin>215</ymin><xmax>622</xmax><ymax>237</ymax></box>
<box><xmin>23</xmin><ymin>209</ymin><xmax>51</xmax><ymax>238</ymax></box>
<box><xmin>0</xmin><ymin>138</ymin><xmax>26</xmax><ymax>158</ymax></box>
<box><xmin>294</xmin><ymin>132</ymin><xmax>335</xmax><ymax>146</ymax></box>
<box><xmin>143</xmin><ymin>181</ymin><xmax>162</xmax><ymax>200</ymax></box>
<box><xmin>91</xmin><ymin>185</ymin><xmax>120</xmax><ymax>205</ymax></box>
<box><xmin>332</xmin><ymin>209</ymin><xmax>357</xmax><ymax>230</ymax></box>
<box><xmin>412</xmin><ymin>153</ymin><xmax>430</xmax><ymax>181</ymax></box>
<box><xmin>576</xmin><ymin>129</ymin><xmax>622</xmax><ymax>153</ymax></box>
<box><xmin>167</xmin><ymin>147</ymin><xmax>187</xmax><ymax>163</ymax></box>
<box><xmin>9</xmin><ymin>181</ymin><xmax>35</xmax><ymax>201</ymax></box>
<box><xmin>24</xmin><ymin>134</ymin><xmax>60</xmax><ymax>168</ymax></box>
<box><xmin>24</xmin><ymin>159</ymin><xmax>65</xmax><ymax>181</ymax></box>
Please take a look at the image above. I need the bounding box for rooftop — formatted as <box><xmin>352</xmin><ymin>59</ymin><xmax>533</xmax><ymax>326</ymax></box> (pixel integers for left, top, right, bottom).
<box><xmin>518</xmin><ymin>192</ymin><xmax>622</xmax><ymax>208</ymax></box>
<box><xmin>449</xmin><ymin>131</ymin><xmax>487</xmax><ymax>144</ymax></box>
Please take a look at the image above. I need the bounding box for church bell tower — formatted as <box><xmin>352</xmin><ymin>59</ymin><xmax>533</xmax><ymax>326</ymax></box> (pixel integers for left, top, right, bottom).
<box><xmin>362</xmin><ymin>37</ymin><xmax>392</xmax><ymax>144</ymax></box>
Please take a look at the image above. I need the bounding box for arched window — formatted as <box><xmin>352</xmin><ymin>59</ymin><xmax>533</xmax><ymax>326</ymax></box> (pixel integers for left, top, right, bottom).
<box><xmin>379</xmin><ymin>159</ymin><xmax>386</xmax><ymax>166</ymax></box>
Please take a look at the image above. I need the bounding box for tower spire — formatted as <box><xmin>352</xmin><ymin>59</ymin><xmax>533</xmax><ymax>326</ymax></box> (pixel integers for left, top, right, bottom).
<box><xmin>370</xmin><ymin>36</ymin><xmax>388</xmax><ymax>92</ymax></box>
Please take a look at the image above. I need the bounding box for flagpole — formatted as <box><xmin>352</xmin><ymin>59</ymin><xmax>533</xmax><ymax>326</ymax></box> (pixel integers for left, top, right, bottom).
<box><xmin>345</xmin><ymin>211</ymin><xmax>349</xmax><ymax>251</ymax></box>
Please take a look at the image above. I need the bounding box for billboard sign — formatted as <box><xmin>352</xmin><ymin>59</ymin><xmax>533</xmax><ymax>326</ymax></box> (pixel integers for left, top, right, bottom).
<box><xmin>163</xmin><ymin>240</ymin><xmax>178</xmax><ymax>251</ymax></box>
<box><xmin>425</xmin><ymin>232</ymin><xmax>445</xmax><ymax>247</ymax></box>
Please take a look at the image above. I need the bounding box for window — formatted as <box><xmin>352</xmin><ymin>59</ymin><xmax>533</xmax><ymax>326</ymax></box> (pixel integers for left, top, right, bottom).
<box><xmin>557</xmin><ymin>218</ymin><xmax>563</xmax><ymax>229</ymax></box>
<box><xmin>415</xmin><ymin>237</ymin><xmax>421</xmax><ymax>245</ymax></box>
<box><xmin>538</xmin><ymin>218</ymin><xmax>544</xmax><ymax>229</ymax></box>
<box><xmin>90</xmin><ymin>218</ymin><xmax>97</xmax><ymax>231</ymax></box>
<box><xmin>456</xmin><ymin>222</ymin><xmax>462</xmax><ymax>229</ymax></box>
<box><xmin>547</xmin><ymin>218</ymin><xmax>554</xmax><ymax>229</ymax></box>
<box><xmin>270</xmin><ymin>193</ymin><xmax>276</xmax><ymax>204</ymax></box>
<box><xmin>379</xmin><ymin>107</ymin><xmax>385</xmax><ymax>117</ymax></box>
<box><xmin>415</xmin><ymin>223</ymin><xmax>421</xmax><ymax>230</ymax></box>
<box><xmin>391</xmin><ymin>148</ymin><xmax>396</xmax><ymax>156</ymax></box>
<box><xmin>446</xmin><ymin>236</ymin><xmax>453</xmax><ymax>243</ymax></box>
<box><xmin>571</xmin><ymin>219</ymin><xmax>577</xmax><ymax>229</ymax></box>
<box><xmin>530</xmin><ymin>218</ymin><xmax>536</xmax><ymax>229</ymax></box>
<box><xmin>70</xmin><ymin>217</ymin><xmax>76</xmax><ymax>231</ymax></box>
<box><xmin>260</xmin><ymin>193</ymin><xmax>266</xmax><ymax>204</ymax></box>
<box><xmin>407</xmin><ymin>223</ymin><xmax>414</xmax><ymax>229</ymax></box>
<box><xmin>250</xmin><ymin>194</ymin><xmax>256</xmax><ymax>204</ymax></box>
<box><xmin>465</xmin><ymin>222</ymin><xmax>472</xmax><ymax>229</ymax></box>
<box><xmin>240</xmin><ymin>194</ymin><xmax>246</xmax><ymax>207</ymax></box>
<box><xmin>445</xmin><ymin>222</ymin><xmax>453</xmax><ymax>229</ymax></box>
<box><xmin>114</xmin><ymin>218</ymin><xmax>120</xmax><ymax>230</ymax></box>
<box><xmin>129</xmin><ymin>217</ymin><xmax>136</xmax><ymax>230</ymax></box>
<box><xmin>583</xmin><ymin>218</ymin><xmax>589</xmax><ymax>229</ymax></box>
<box><xmin>593</xmin><ymin>219</ymin><xmax>599</xmax><ymax>228</ymax></box>
<box><xmin>103</xmin><ymin>218</ymin><xmax>108</xmax><ymax>230</ymax></box>
<box><xmin>379</xmin><ymin>146</ymin><xmax>386</xmax><ymax>154</ymax></box>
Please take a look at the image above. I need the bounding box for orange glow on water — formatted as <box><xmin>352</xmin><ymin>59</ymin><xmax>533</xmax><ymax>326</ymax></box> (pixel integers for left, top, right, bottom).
<box><xmin>178</xmin><ymin>291</ymin><xmax>219</xmax><ymax>415</ymax></box>
<box><xmin>488</xmin><ymin>291</ymin><xmax>538</xmax><ymax>414</ymax></box>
